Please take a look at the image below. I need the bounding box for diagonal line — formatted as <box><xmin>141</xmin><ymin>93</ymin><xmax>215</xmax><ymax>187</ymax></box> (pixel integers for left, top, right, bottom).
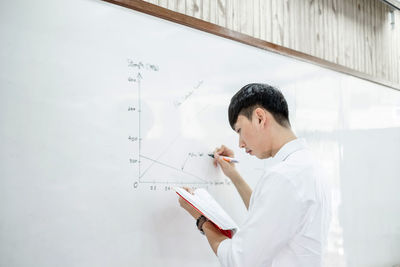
<box><xmin>139</xmin><ymin>103</ymin><xmax>210</xmax><ymax>178</ymax></box>
<box><xmin>181</xmin><ymin>153</ymin><xmax>190</xmax><ymax>170</ymax></box>
<box><xmin>139</xmin><ymin>154</ymin><xmax>209</xmax><ymax>183</ymax></box>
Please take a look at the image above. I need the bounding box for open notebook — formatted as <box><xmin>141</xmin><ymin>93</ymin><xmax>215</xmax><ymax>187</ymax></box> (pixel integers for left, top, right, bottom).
<box><xmin>175</xmin><ymin>187</ymin><xmax>239</xmax><ymax>238</ymax></box>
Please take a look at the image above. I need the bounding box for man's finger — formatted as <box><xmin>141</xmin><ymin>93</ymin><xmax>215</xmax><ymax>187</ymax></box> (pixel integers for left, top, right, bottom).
<box><xmin>217</xmin><ymin>145</ymin><xmax>225</xmax><ymax>154</ymax></box>
<box><xmin>183</xmin><ymin>187</ymin><xmax>194</xmax><ymax>194</ymax></box>
<box><xmin>218</xmin><ymin>156</ymin><xmax>235</xmax><ymax>167</ymax></box>
<box><xmin>213</xmin><ymin>147</ymin><xmax>222</xmax><ymax>166</ymax></box>
<box><xmin>178</xmin><ymin>197</ymin><xmax>185</xmax><ymax>207</ymax></box>
<box><xmin>217</xmin><ymin>156</ymin><xmax>229</xmax><ymax>167</ymax></box>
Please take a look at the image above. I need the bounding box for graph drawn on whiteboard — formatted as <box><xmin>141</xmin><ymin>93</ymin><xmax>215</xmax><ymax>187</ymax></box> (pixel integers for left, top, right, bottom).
<box><xmin>127</xmin><ymin>59</ymin><xmax>228</xmax><ymax>189</ymax></box>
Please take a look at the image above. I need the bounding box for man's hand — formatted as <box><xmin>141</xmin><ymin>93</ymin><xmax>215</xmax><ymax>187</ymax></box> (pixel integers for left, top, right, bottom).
<box><xmin>213</xmin><ymin>145</ymin><xmax>239</xmax><ymax>179</ymax></box>
<box><xmin>178</xmin><ymin>187</ymin><xmax>201</xmax><ymax>219</ymax></box>
<box><xmin>214</xmin><ymin>145</ymin><xmax>253</xmax><ymax>210</ymax></box>
<box><xmin>177</xmin><ymin>188</ymin><xmax>228</xmax><ymax>256</ymax></box>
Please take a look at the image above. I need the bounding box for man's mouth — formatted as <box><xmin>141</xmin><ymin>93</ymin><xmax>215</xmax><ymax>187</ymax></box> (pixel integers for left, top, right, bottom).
<box><xmin>246</xmin><ymin>149</ymin><xmax>252</xmax><ymax>155</ymax></box>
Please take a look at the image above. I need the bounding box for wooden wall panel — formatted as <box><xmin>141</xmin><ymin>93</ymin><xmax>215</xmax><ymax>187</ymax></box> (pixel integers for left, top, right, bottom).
<box><xmin>140</xmin><ymin>0</ymin><xmax>400</xmax><ymax>87</ymax></box>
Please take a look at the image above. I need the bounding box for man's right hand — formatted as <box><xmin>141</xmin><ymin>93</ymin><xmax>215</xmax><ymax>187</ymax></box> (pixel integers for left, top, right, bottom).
<box><xmin>214</xmin><ymin>145</ymin><xmax>252</xmax><ymax>210</ymax></box>
<box><xmin>213</xmin><ymin>145</ymin><xmax>239</xmax><ymax>179</ymax></box>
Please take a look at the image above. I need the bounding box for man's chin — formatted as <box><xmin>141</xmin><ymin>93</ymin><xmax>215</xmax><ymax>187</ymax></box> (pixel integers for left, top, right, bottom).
<box><xmin>254</xmin><ymin>153</ymin><xmax>262</xmax><ymax>159</ymax></box>
<box><xmin>257</xmin><ymin>152</ymin><xmax>271</xmax><ymax>159</ymax></box>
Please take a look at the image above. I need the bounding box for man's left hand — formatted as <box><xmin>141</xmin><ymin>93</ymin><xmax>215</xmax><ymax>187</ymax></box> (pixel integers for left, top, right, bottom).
<box><xmin>178</xmin><ymin>187</ymin><xmax>202</xmax><ymax>219</ymax></box>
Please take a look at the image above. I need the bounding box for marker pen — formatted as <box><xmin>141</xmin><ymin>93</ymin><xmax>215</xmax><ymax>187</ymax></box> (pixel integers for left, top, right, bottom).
<box><xmin>208</xmin><ymin>153</ymin><xmax>239</xmax><ymax>163</ymax></box>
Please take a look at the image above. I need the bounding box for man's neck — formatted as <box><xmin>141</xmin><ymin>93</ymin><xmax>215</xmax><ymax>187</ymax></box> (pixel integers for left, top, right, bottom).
<box><xmin>270</xmin><ymin>128</ymin><xmax>297</xmax><ymax>157</ymax></box>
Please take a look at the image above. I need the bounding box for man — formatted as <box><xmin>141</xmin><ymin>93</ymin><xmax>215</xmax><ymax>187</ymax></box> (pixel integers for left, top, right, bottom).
<box><xmin>178</xmin><ymin>83</ymin><xmax>331</xmax><ymax>267</ymax></box>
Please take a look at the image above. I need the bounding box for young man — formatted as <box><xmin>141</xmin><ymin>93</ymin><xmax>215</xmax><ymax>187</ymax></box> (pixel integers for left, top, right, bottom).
<box><xmin>178</xmin><ymin>83</ymin><xmax>331</xmax><ymax>267</ymax></box>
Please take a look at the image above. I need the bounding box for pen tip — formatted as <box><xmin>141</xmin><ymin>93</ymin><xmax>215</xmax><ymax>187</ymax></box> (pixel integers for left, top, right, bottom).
<box><xmin>208</xmin><ymin>153</ymin><xmax>214</xmax><ymax>158</ymax></box>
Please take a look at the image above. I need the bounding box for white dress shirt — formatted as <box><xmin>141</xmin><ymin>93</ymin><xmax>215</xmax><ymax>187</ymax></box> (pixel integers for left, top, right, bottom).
<box><xmin>217</xmin><ymin>138</ymin><xmax>331</xmax><ymax>267</ymax></box>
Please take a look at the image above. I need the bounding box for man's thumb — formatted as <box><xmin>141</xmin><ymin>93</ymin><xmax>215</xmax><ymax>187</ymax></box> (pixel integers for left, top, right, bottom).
<box><xmin>217</xmin><ymin>156</ymin><xmax>229</xmax><ymax>166</ymax></box>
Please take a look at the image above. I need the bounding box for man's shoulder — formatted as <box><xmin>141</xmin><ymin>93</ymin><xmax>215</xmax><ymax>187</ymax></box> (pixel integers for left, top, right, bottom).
<box><xmin>270</xmin><ymin>148</ymin><xmax>317</xmax><ymax>178</ymax></box>
<box><xmin>262</xmin><ymin>150</ymin><xmax>326</xmax><ymax>202</ymax></box>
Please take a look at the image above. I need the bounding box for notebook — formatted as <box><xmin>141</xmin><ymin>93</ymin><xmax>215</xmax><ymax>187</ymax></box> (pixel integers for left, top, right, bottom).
<box><xmin>175</xmin><ymin>187</ymin><xmax>239</xmax><ymax>238</ymax></box>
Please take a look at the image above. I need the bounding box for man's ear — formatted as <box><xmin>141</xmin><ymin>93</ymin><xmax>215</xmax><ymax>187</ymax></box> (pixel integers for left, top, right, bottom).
<box><xmin>254</xmin><ymin>108</ymin><xmax>267</xmax><ymax>127</ymax></box>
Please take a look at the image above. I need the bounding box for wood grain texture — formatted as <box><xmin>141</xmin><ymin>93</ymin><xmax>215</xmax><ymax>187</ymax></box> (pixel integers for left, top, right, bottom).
<box><xmin>106</xmin><ymin>0</ymin><xmax>400</xmax><ymax>89</ymax></box>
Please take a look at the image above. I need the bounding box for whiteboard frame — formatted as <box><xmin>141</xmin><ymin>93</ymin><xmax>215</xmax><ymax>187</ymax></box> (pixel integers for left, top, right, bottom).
<box><xmin>102</xmin><ymin>0</ymin><xmax>400</xmax><ymax>91</ymax></box>
<box><xmin>380</xmin><ymin>0</ymin><xmax>400</xmax><ymax>10</ymax></box>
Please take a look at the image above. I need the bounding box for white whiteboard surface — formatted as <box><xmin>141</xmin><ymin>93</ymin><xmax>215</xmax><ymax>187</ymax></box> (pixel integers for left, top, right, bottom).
<box><xmin>1</xmin><ymin>0</ymin><xmax>400</xmax><ymax>266</ymax></box>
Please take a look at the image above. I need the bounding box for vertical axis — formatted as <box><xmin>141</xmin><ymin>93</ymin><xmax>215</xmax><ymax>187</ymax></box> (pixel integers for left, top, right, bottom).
<box><xmin>138</xmin><ymin>75</ymin><xmax>142</xmax><ymax>181</ymax></box>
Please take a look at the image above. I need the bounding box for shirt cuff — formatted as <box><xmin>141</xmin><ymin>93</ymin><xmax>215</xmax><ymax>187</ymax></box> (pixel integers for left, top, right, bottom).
<box><xmin>217</xmin><ymin>238</ymin><xmax>232</xmax><ymax>267</ymax></box>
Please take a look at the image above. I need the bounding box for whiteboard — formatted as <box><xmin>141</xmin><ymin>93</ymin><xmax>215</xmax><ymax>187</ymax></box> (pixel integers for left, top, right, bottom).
<box><xmin>1</xmin><ymin>0</ymin><xmax>400</xmax><ymax>266</ymax></box>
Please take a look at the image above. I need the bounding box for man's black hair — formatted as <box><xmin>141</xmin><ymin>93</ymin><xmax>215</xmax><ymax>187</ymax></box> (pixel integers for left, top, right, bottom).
<box><xmin>228</xmin><ymin>83</ymin><xmax>290</xmax><ymax>129</ymax></box>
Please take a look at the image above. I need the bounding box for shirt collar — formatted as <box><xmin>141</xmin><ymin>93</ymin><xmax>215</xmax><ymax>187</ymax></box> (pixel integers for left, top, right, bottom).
<box><xmin>273</xmin><ymin>138</ymin><xmax>308</xmax><ymax>162</ymax></box>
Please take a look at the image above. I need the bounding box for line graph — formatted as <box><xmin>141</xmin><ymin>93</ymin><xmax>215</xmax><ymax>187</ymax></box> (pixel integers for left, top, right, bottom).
<box><xmin>127</xmin><ymin>59</ymin><xmax>227</xmax><ymax>188</ymax></box>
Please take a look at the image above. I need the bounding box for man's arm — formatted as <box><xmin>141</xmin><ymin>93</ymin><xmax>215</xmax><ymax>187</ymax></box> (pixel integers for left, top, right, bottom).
<box><xmin>214</xmin><ymin>145</ymin><xmax>252</xmax><ymax>209</ymax></box>
<box><xmin>216</xmin><ymin>175</ymin><xmax>308</xmax><ymax>267</ymax></box>
<box><xmin>202</xmin><ymin>221</ymin><xmax>228</xmax><ymax>255</ymax></box>
<box><xmin>223</xmin><ymin>169</ymin><xmax>252</xmax><ymax>209</ymax></box>
<box><xmin>178</xmin><ymin>188</ymin><xmax>228</xmax><ymax>254</ymax></box>
<box><xmin>178</xmin><ymin>174</ymin><xmax>307</xmax><ymax>267</ymax></box>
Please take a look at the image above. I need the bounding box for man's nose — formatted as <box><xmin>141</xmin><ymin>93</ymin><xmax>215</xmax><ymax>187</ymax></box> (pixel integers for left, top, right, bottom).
<box><xmin>239</xmin><ymin>137</ymin><xmax>245</xmax><ymax>148</ymax></box>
